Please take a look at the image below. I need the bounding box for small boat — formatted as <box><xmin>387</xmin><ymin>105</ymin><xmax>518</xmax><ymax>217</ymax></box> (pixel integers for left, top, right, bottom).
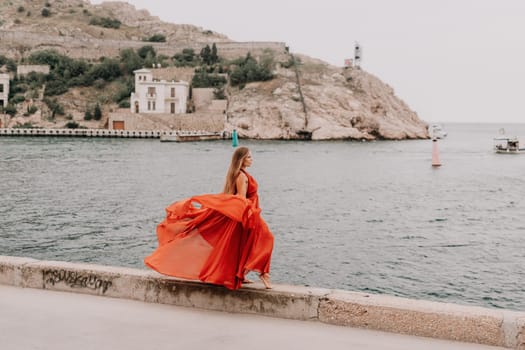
<box><xmin>428</xmin><ymin>124</ymin><xmax>447</xmax><ymax>140</ymax></box>
<box><xmin>493</xmin><ymin>136</ymin><xmax>525</xmax><ymax>154</ymax></box>
<box><xmin>160</xmin><ymin>131</ymin><xmax>224</xmax><ymax>142</ymax></box>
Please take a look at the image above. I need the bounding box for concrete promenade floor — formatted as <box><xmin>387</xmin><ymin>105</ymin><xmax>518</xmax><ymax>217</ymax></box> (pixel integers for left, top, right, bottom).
<box><xmin>0</xmin><ymin>285</ymin><xmax>506</xmax><ymax>350</ymax></box>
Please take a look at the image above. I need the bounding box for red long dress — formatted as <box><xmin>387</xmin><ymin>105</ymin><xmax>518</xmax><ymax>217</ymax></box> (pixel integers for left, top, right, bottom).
<box><xmin>144</xmin><ymin>170</ymin><xmax>274</xmax><ymax>290</ymax></box>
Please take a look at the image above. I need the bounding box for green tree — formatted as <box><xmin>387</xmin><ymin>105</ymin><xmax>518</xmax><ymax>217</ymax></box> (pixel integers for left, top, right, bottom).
<box><xmin>43</xmin><ymin>98</ymin><xmax>65</xmax><ymax>118</ymax></box>
<box><xmin>137</xmin><ymin>46</ymin><xmax>156</xmax><ymax>60</ymax></box>
<box><xmin>211</xmin><ymin>43</ymin><xmax>219</xmax><ymax>64</ymax></box>
<box><xmin>93</xmin><ymin>103</ymin><xmax>102</xmax><ymax>120</ymax></box>
<box><xmin>200</xmin><ymin>45</ymin><xmax>211</xmax><ymax>65</ymax></box>
<box><xmin>119</xmin><ymin>48</ymin><xmax>143</xmax><ymax>75</ymax></box>
<box><xmin>113</xmin><ymin>78</ymin><xmax>134</xmax><ymax>103</ymax></box>
<box><xmin>180</xmin><ymin>48</ymin><xmax>195</xmax><ymax>62</ymax></box>
<box><xmin>6</xmin><ymin>59</ymin><xmax>17</xmax><ymax>72</ymax></box>
<box><xmin>88</xmin><ymin>58</ymin><xmax>121</xmax><ymax>81</ymax></box>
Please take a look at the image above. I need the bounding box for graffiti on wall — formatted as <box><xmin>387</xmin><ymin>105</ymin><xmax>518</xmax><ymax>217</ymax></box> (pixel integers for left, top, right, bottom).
<box><xmin>43</xmin><ymin>269</ymin><xmax>113</xmax><ymax>294</ymax></box>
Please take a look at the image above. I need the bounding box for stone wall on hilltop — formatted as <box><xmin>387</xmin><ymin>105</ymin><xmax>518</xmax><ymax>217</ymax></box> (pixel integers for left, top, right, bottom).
<box><xmin>0</xmin><ymin>30</ymin><xmax>287</xmax><ymax>61</ymax></box>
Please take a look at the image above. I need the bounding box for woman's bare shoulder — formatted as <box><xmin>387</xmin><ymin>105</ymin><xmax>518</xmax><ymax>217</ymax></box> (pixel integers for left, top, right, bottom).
<box><xmin>236</xmin><ymin>171</ymin><xmax>248</xmax><ymax>182</ymax></box>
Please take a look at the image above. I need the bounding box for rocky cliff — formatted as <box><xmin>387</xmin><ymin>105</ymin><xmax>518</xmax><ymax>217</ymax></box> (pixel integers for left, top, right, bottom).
<box><xmin>0</xmin><ymin>0</ymin><xmax>428</xmax><ymax>140</ymax></box>
<box><xmin>227</xmin><ymin>55</ymin><xmax>427</xmax><ymax>140</ymax></box>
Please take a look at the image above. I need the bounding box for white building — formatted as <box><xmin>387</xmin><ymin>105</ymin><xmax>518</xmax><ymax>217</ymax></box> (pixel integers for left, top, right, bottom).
<box><xmin>130</xmin><ymin>68</ymin><xmax>189</xmax><ymax>115</ymax></box>
<box><xmin>0</xmin><ymin>73</ymin><xmax>9</xmax><ymax>111</ymax></box>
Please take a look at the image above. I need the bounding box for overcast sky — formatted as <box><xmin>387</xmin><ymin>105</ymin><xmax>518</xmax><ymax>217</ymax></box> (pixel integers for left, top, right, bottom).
<box><xmin>93</xmin><ymin>0</ymin><xmax>525</xmax><ymax>124</ymax></box>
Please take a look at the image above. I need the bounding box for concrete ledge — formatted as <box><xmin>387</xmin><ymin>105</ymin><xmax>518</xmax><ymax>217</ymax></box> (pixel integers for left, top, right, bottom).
<box><xmin>0</xmin><ymin>256</ymin><xmax>38</xmax><ymax>286</ymax></box>
<box><xmin>0</xmin><ymin>255</ymin><xmax>524</xmax><ymax>349</ymax></box>
<box><xmin>319</xmin><ymin>291</ymin><xmax>512</xmax><ymax>347</ymax></box>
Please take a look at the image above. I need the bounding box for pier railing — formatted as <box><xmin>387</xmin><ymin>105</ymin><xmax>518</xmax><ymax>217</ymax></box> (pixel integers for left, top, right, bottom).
<box><xmin>0</xmin><ymin>128</ymin><xmax>222</xmax><ymax>139</ymax></box>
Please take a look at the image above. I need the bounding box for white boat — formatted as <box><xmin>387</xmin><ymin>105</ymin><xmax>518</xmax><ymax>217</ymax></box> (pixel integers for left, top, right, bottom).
<box><xmin>493</xmin><ymin>136</ymin><xmax>525</xmax><ymax>154</ymax></box>
<box><xmin>160</xmin><ymin>131</ymin><xmax>224</xmax><ymax>142</ymax></box>
<box><xmin>428</xmin><ymin>124</ymin><xmax>447</xmax><ymax>140</ymax></box>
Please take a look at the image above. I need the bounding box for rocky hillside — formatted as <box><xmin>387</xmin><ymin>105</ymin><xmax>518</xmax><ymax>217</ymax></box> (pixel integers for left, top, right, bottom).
<box><xmin>0</xmin><ymin>0</ymin><xmax>428</xmax><ymax>140</ymax></box>
<box><xmin>0</xmin><ymin>0</ymin><xmax>228</xmax><ymax>44</ymax></box>
<box><xmin>228</xmin><ymin>55</ymin><xmax>427</xmax><ymax>140</ymax></box>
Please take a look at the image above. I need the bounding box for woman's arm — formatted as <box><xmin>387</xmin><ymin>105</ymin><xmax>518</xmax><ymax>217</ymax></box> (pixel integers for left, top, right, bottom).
<box><xmin>235</xmin><ymin>172</ymin><xmax>248</xmax><ymax>198</ymax></box>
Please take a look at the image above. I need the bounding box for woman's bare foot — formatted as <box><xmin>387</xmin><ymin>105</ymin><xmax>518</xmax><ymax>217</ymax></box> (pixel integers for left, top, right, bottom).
<box><xmin>259</xmin><ymin>273</ymin><xmax>272</xmax><ymax>289</ymax></box>
<box><xmin>242</xmin><ymin>278</ymin><xmax>254</xmax><ymax>284</ymax></box>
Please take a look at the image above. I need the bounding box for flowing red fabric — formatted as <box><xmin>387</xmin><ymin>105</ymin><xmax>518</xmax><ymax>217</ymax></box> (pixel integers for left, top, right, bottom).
<box><xmin>144</xmin><ymin>171</ymin><xmax>274</xmax><ymax>290</ymax></box>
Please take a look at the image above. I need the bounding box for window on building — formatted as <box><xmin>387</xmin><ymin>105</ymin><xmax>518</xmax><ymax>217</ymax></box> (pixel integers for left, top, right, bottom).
<box><xmin>148</xmin><ymin>87</ymin><xmax>156</xmax><ymax>95</ymax></box>
<box><xmin>171</xmin><ymin>88</ymin><xmax>175</xmax><ymax>98</ymax></box>
<box><xmin>170</xmin><ymin>103</ymin><xmax>175</xmax><ymax>114</ymax></box>
<box><xmin>0</xmin><ymin>84</ymin><xmax>3</xmax><ymax>93</ymax></box>
<box><xmin>152</xmin><ymin>101</ymin><xmax>156</xmax><ymax>111</ymax></box>
<box><xmin>148</xmin><ymin>101</ymin><xmax>151</xmax><ymax>110</ymax></box>
<box><xmin>139</xmin><ymin>76</ymin><xmax>142</xmax><ymax>81</ymax></box>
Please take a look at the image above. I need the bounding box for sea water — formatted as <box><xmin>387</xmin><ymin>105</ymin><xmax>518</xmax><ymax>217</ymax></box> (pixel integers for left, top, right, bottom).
<box><xmin>1</xmin><ymin>123</ymin><xmax>524</xmax><ymax>310</ymax></box>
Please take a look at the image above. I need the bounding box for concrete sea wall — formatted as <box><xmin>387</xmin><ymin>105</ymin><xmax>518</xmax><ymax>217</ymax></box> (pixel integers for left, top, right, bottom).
<box><xmin>0</xmin><ymin>255</ymin><xmax>523</xmax><ymax>349</ymax></box>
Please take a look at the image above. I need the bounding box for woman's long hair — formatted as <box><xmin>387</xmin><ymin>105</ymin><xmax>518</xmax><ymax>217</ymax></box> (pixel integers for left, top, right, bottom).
<box><xmin>223</xmin><ymin>147</ymin><xmax>250</xmax><ymax>194</ymax></box>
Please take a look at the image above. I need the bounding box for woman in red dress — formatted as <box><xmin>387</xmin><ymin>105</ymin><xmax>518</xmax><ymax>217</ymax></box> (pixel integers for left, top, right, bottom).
<box><xmin>144</xmin><ymin>147</ymin><xmax>274</xmax><ymax>290</ymax></box>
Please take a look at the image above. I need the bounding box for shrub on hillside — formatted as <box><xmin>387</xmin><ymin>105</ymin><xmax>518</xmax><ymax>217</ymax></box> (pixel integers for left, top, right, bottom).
<box><xmin>13</xmin><ymin>122</ymin><xmax>35</xmax><ymax>129</ymax></box>
<box><xmin>44</xmin><ymin>78</ymin><xmax>68</xmax><ymax>96</ymax></box>
<box><xmin>172</xmin><ymin>48</ymin><xmax>198</xmax><ymax>67</ymax></box>
<box><xmin>88</xmin><ymin>58</ymin><xmax>121</xmax><ymax>81</ymax></box>
<box><xmin>11</xmin><ymin>94</ymin><xmax>26</xmax><ymax>104</ymax></box>
<box><xmin>113</xmin><ymin>80</ymin><xmax>134</xmax><ymax>103</ymax></box>
<box><xmin>65</xmin><ymin>121</ymin><xmax>80</xmax><ymax>129</ymax></box>
<box><xmin>6</xmin><ymin>59</ymin><xmax>17</xmax><ymax>72</ymax></box>
<box><xmin>4</xmin><ymin>104</ymin><xmax>17</xmax><ymax>117</ymax></box>
<box><xmin>230</xmin><ymin>53</ymin><xmax>273</xmax><ymax>86</ymax></box>
<box><xmin>144</xmin><ymin>34</ymin><xmax>166</xmax><ymax>42</ymax></box>
<box><xmin>89</xmin><ymin>16</ymin><xmax>121</xmax><ymax>29</ymax></box>
<box><xmin>28</xmin><ymin>50</ymin><xmax>89</xmax><ymax>78</ymax></box>
<box><xmin>25</xmin><ymin>72</ymin><xmax>47</xmax><ymax>86</ymax></box>
<box><xmin>27</xmin><ymin>105</ymin><xmax>38</xmax><ymax>115</ymax></box>
<box><xmin>118</xmin><ymin>100</ymin><xmax>130</xmax><ymax>108</ymax></box>
<box><xmin>84</xmin><ymin>110</ymin><xmax>93</xmax><ymax>121</ymax></box>
<box><xmin>43</xmin><ymin>98</ymin><xmax>64</xmax><ymax>118</ymax></box>
<box><xmin>11</xmin><ymin>83</ymin><xmax>29</xmax><ymax>95</ymax></box>
<box><xmin>137</xmin><ymin>46</ymin><xmax>156</xmax><ymax>59</ymax></box>
<box><xmin>191</xmin><ymin>72</ymin><xmax>226</xmax><ymax>88</ymax></box>
<box><xmin>119</xmin><ymin>48</ymin><xmax>143</xmax><ymax>75</ymax></box>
